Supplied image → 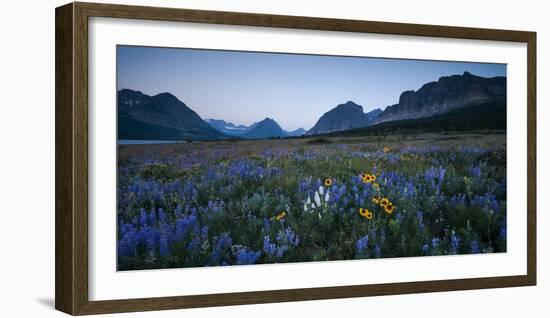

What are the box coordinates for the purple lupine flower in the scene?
[331,192,341,203]
[451,193,466,206]
[159,233,170,256]
[469,165,482,178]
[148,207,157,225]
[500,224,507,238]
[471,192,500,213]
[263,236,277,257]
[276,227,299,247]
[356,235,369,254]
[396,212,404,224]
[174,215,198,242]
[404,181,415,197]
[424,166,446,190]
[439,167,446,182]
[298,180,309,193]
[209,233,232,265]
[450,233,460,255]
[158,207,167,224]
[422,244,429,255]
[187,237,200,252]
[200,225,209,241]
[431,237,440,249]
[235,248,261,265]
[470,240,480,254]
[264,227,299,260]
[118,223,137,257]
[374,244,381,258]
[262,218,270,233]
[214,233,232,249]
[339,184,346,196]
[139,208,148,228]
[416,210,423,222]
[136,226,160,252]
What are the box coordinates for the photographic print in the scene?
[116,45,507,271]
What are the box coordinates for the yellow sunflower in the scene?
[324,178,333,187]
[362,174,376,183]
[380,198,390,207]
[384,203,395,214]
[372,195,381,204]
[359,208,374,220]
[366,210,374,220]
[275,211,287,221]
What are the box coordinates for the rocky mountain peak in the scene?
[306,101,382,135]
[373,72,506,125]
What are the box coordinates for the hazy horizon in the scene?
[117,45,506,131]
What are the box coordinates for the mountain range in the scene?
[117,90,306,141]
[117,72,506,141]
[305,72,505,135]
[205,118,306,138]
[371,71,506,124]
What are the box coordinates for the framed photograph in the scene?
[55,2,537,315]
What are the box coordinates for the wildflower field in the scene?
[117,133,506,270]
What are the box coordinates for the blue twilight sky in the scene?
[117,45,506,131]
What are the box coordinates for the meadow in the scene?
[117,133,506,270]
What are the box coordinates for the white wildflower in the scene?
[314,191,321,206]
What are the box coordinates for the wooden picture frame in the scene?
[55,2,536,315]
